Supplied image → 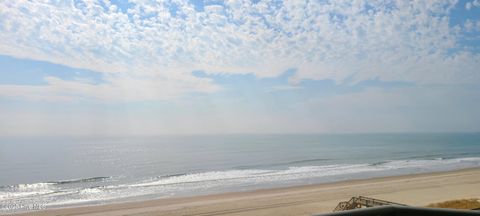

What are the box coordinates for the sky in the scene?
[0,0,480,136]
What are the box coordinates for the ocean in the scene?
[1,133,480,214]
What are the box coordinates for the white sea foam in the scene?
[15,183,54,191]
[79,187,103,194]
[0,183,56,201]
[1,157,480,214]
[45,198,99,207]
[0,190,55,200]
[130,169,272,187]
[128,157,480,188]
[376,157,480,170]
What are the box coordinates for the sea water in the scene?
[1,133,480,213]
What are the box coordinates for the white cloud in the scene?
[0,74,219,102]
[464,19,480,32]
[0,0,479,101]
[466,0,480,10]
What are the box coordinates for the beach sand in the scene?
[14,168,480,216]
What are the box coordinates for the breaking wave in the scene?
[1,157,480,213]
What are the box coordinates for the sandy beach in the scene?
[12,168,480,216]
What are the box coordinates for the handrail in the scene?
[333,196,405,211]
[357,196,406,206]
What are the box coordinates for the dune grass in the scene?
[427,198,480,210]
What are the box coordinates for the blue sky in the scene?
[0,0,480,136]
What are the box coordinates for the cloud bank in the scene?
[0,0,479,101]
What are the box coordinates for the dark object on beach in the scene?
[315,205,480,216]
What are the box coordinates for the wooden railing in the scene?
[333,196,406,212]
